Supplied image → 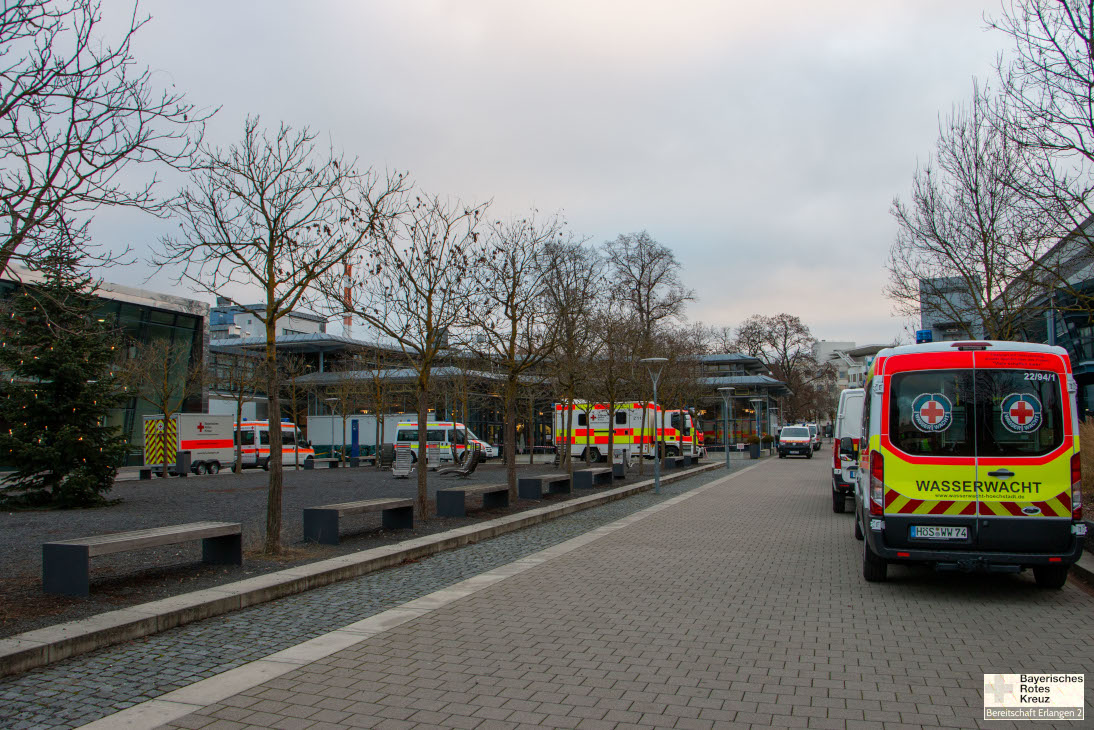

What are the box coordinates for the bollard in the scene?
[176,450,191,477]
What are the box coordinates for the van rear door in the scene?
[971,350,1074,552]
[883,362,980,550]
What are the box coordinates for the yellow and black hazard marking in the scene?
[885,491,1072,517]
[144,417,178,465]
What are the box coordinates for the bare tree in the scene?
[156,117,408,553]
[280,353,312,470]
[735,313,826,422]
[888,84,1053,339]
[603,231,694,346]
[465,210,562,500]
[323,194,487,516]
[324,359,369,465]
[590,300,641,464]
[123,337,203,478]
[543,240,602,474]
[211,349,264,473]
[0,0,209,277]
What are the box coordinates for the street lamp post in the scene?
[717,387,734,470]
[640,358,668,494]
[749,398,764,458]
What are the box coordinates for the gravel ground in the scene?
[0,465,736,730]
[0,458,715,637]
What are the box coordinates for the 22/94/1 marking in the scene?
[910,525,968,540]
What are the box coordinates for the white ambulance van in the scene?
[853,341,1086,587]
[832,388,864,513]
[392,421,496,462]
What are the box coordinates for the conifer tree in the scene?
[0,255,128,507]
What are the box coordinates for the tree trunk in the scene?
[607,403,616,467]
[416,381,429,516]
[264,319,283,555]
[505,375,517,501]
[638,404,647,476]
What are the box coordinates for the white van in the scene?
[392,421,497,462]
[831,388,864,513]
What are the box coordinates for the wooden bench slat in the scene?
[436,483,507,496]
[46,522,241,557]
[310,498,414,515]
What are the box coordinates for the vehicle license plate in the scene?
[910,525,968,540]
[847,468,857,479]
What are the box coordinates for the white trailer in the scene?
[305,414,412,457]
[142,413,235,474]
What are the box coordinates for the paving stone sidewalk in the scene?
[161,455,1094,730]
[0,466,733,730]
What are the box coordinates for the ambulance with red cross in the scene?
[853,341,1086,588]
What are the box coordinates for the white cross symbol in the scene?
[986,675,1015,704]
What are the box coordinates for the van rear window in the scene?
[889,369,1063,457]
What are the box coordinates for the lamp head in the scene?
[639,357,668,380]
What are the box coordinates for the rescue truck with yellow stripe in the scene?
[853,341,1086,588]
[554,401,661,462]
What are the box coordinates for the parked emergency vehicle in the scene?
[144,415,315,473]
[853,341,1086,587]
[236,420,315,470]
[392,421,496,462]
[664,408,704,458]
[554,401,660,462]
[831,388,864,513]
[143,414,234,474]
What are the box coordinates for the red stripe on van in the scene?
[902,499,924,513]
[999,502,1024,516]
[929,501,953,515]
[181,439,233,449]
[960,502,976,515]
[884,489,899,508]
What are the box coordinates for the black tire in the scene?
[832,488,845,513]
[863,539,887,582]
[304,457,314,469]
[261,459,270,471]
[208,461,220,475]
[588,448,602,462]
[806,451,813,459]
[854,513,864,540]
[666,446,679,458]
[193,462,207,475]
[1033,565,1068,589]
[778,452,786,459]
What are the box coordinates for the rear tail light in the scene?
[833,440,840,469]
[1071,452,1083,520]
[869,451,884,516]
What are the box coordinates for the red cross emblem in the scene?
[920,400,945,424]
[197,422,205,432]
[1009,401,1035,425]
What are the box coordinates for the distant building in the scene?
[919,276,983,342]
[210,298,326,340]
[0,267,209,465]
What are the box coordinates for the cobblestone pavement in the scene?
[0,465,735,729]
[154,455,1094,730]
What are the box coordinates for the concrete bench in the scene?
[436,483,509,517]
[574,467,613,489]
[43,521,242,597]
[661,456,686,470]
[304,457,342,470]
[517,473,572,500]
[303,498,414,545]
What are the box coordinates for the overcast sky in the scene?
[94,0,1011,346]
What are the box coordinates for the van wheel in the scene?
[207,462,220,475]
[583,448,601,463]
[1033,565,1068,589]
[854,514,864,540]
[194,462,207,475]
[863,540,887,582]
[831,488,845,513]
[665,446,679,458]
[262,459,270,471]
[806,451,813,459]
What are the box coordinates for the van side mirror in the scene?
[839,437,855,457]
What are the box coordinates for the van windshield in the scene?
[889,369,1063,458]
[781,427,809,438]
